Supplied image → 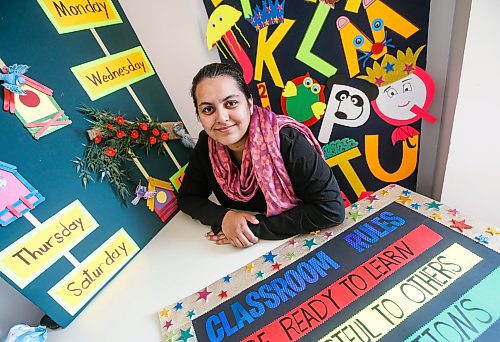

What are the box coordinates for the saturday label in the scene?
[0,200,98,288]
[48,228,139,315]
[71,46,155,100]
[37,0,122,34]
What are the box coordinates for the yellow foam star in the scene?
[310,230,321,235]
[485,227,500,236]
[245,263,255,273]
[431,213,442,220]
[398,195,412,205]
[160,309,170,317]
[381,189,390,196]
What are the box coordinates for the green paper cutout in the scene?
[296,3,338,77]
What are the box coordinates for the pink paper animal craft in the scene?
[0,161,45,226]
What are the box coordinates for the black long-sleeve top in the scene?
[177,127,345,240]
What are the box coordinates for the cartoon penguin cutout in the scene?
[318,74,379,144]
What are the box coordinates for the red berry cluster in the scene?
[94,116,169,157]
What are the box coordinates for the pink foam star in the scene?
[197,287,212,301]
[375,76,385,86]
[324,232,334,239]
[289,239,297,247]
[404,63,415,74]
[448,208,460,216]
[365,194,379,204]
[163,320,173,330]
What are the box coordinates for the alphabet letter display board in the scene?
[159,185,499,341]
[201,0,437,206]
[0,1,190,328]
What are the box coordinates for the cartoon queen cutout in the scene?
[359,46,437,146]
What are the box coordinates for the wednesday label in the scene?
[48,228,139,315]
[37,0,122,34]
[71,46,155,100]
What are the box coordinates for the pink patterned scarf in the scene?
[208,105,323,216]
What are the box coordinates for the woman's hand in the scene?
[205,231,231,245]
[221,210,259,248]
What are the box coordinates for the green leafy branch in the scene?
[72,106,173,203]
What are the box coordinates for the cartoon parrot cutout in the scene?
[281,73,326,127]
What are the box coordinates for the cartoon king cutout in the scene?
[359,46,437,146]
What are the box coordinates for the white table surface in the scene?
[47,212,284,342]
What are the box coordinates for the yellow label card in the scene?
[48,228,139,315]
[0,200,98,288]
[37,0,122,34]
[71,47,155,100]
[318,243,482,342]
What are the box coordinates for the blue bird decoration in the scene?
[0,64,30,95]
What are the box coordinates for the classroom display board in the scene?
[159,185,500,341]
[0,1,190,327]
[201,0,436,205]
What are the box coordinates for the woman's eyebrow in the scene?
[222,94,238,101]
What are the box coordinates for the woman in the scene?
[178,63,345,248]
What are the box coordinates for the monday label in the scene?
[48,228,139,315]
[71,46,155,100]
[37,0,122,34]
[0,200,98,288]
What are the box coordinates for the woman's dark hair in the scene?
[190,63,252,114]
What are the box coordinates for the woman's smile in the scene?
[215,124,237,133]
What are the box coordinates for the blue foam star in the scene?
[402,190,411,196]
[223,275,232,283]
[411,203,422,210]
[384,62,395,72]
[174,302,183,311]
[475,235,489,244]
[263,251,277,263]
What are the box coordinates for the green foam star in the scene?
[303,238,318,251]
[177,327,194,342]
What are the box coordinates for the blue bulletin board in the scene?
[0,0,190,327]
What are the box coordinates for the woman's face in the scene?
[195,75,253,151]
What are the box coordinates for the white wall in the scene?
[119,0,220,138]
[440,0,500,226]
